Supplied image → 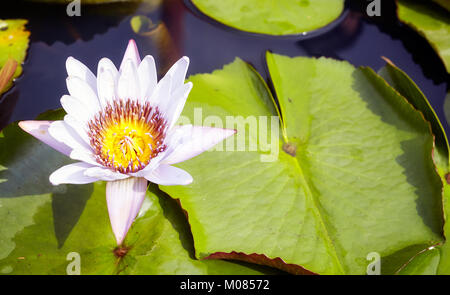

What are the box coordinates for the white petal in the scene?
[143,164,193,186]
[165,56,189,93]
[106,177,148,245]
[120,39,141,72]
[18,121,71,156]
[149,72,172,112]
[66,57,97,93]
[70,149,100,167]
[117,59,140,102]
[166,82,193,129]
[60,95,92,124]
[64,114,89,145]
[138,55,157,103]
[163,125,236,165]
[49,162,98,185]
[97,58,119,106]
[98,57,119,78]
[84,166,129,182]
[48,121,92,154]
[66,76,101,114]
[128,149,169,178]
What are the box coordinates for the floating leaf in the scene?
[397,0,450,73]
[376,59,450,274]
[379,57,449,167]
[190,0,345,36]
[161,54,444,275]
[130,15,158,35]
[0,110,276,275]
[0,19,30,95]
[397,247,441,275]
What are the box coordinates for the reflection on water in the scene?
[0,0,448,137]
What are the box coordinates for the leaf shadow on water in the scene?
[0,89,19,132]
[0,123,93,248]
[352,69,444,237]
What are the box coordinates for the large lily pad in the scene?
[0,110,276,275]
[190,0,345,36]
[379,60,450,274]
[161,54,444,275]
[0,19,30,96]
[397,0,450,73]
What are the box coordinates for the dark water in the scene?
[1,0,449,136]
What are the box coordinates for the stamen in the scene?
[87,99,167,174]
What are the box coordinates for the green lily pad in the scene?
[0,110,277,275]
[397,0,450,73]
[161,54,444,275]
[0,19,30,96]
[130,15,159,35]
[190,0,344,36]
[378,58,449,167]
[376,60,450,274]
[397,246,441,275]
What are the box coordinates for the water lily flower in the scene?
[18,40,235,246]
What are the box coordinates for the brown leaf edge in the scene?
[204,252,316,275]
[173,199,316,275]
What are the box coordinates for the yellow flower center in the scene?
[88,100,167,173]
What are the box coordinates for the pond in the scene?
[3,0,450,276]
[1,0,448,134]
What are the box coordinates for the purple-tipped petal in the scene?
[119,39,141,71]
[143,164,193,186]
[106,177,148,245]
[18,121,72,156]
[163,125,236,165]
